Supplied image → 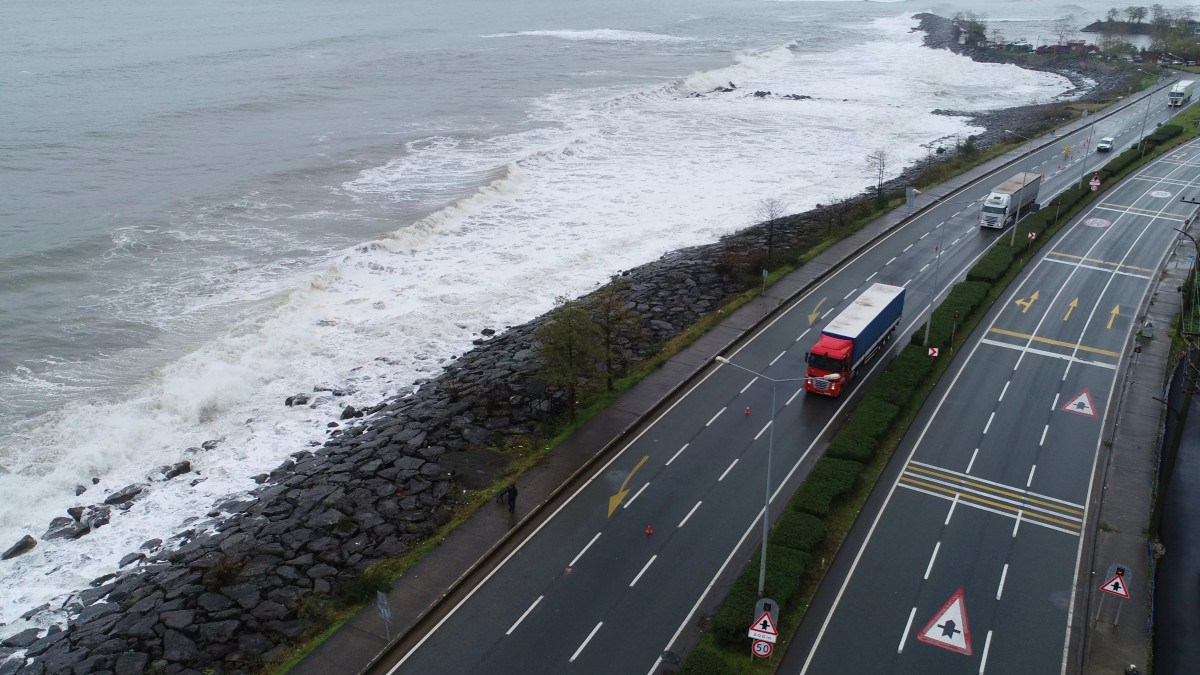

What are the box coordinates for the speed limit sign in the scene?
[753,640,773,658]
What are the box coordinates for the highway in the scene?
[791,118,1199,670]
[371,83,1185,675]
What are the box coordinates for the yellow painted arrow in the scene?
[1063,298,1078,321]
[608,455,650,517]
[1108,305,1120,329]
[807,297,828,325]
[1015,290,1040,313]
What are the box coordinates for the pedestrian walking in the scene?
[503,484,518,513]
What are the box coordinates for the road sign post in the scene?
[752,640,773,658]
[377,591,392,641]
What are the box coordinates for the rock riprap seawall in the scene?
[0,224,781,673]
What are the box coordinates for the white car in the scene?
[1097,137,1115,152]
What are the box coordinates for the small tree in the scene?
[1106,8,1121,23]
[753,197,788,269]
[535,296,603,420]
[1126,6,1147,25]
[589,276,641,391]
[865,149,889,202]
[1052,14,1076,45]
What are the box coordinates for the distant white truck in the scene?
[979,172,1041,229]
[1169,80,1195,107]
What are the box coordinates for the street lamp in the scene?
[1136,69,1160,158]
[1004,129,1041,247]
[714,356,839,598]
[922,196,978,345]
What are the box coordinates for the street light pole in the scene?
[1004,129,1039,247]
[714,356,838,597]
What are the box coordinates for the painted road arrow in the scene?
[807,297,827,325]
[608,455,649,516]
[1063,297,1077,321]
[1014,290,1039,313]
[1108,304,1120,329]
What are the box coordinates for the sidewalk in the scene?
[292,85,1164,675]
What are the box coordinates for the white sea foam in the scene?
[0,13,1076,627]
[482,29,692,42]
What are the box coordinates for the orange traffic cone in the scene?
[745,407,751,416]
[645,525,653,535]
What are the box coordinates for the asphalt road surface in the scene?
[791,129,1200,672]
[374,86,1186,675]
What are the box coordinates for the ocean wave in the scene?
[481,29,691,43]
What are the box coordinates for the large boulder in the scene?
[1,534,36,560]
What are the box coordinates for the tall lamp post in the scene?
[714,356,839,597]
[1136,69,1162,158]
[1004,129,1040,247]
[922,196,979,345]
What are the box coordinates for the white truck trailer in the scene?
[1169,80,1195,107]
[979,172,1041,229]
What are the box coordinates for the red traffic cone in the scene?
[745,407,751,415]
[645,525,653,535]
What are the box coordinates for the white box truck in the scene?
[1169,80,1195,107]
[979,172,1041,229]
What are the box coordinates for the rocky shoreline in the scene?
[0,15,1140,675]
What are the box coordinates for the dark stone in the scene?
[249,601,288,622]
[119,552,146,568]
[161,461,192,480]
[114,652,149,675]
[162,629,199,662]
[1,535,36,560]
[285,394,310,407]
[75,601,121,625]
[104,484,144,506]
[78,582,118,606]
[159,609,195,630]
[1,627,40,648]
[220,585,260,611]
[237,631,270,656]
[196,592,236,613]
[140,538,162,551]
[197,620,240,642]
[24,628,68,657]
[20,603,50,621]
[66,506,85,522]
[306,564,337,579]
[44,517,90,541]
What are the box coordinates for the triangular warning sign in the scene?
[1101,574,1130,598]
[747,611,778,641]
[916,589,973,655]
[1060,388,1098,418]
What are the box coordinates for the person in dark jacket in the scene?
[500,484,518,513]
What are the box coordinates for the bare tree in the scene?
[1052,14,1076,45]
[865,149,889,201]
[1126,6,1147,24]
[753,198,788,269]
[1106,8,1121,23]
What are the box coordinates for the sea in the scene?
[0,0,1169,628]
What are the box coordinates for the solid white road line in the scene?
[996,564,1009,600]
[678,501,702,528]
[630,555,656,587]
[978,630,994,674]
[623,482,649,510]
[706,407,725,426]
[923,541,941,580]
[754,420,772,441]
[718,459,738,482]
[740,377,757,394]
[944,493,959,525]
[506,596,543,635]
[665,443,688,466]
[966,448,979,474]
[569,533,601,568]
[570,622,603,662]
[898,607,917,653]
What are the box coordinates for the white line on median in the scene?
[570,622,603,662]
[920,230,929,239]
[821,308,835,319]
[898,607,917,653]
[978,630,994,674]
[706,407,725,426]
[904,243,914,252]
[983,411,995,435]
[920,263,930,272]
[718,459,738,481]
[623,482,649,509]
[1026,465,1037,487]
[1052,392,1059,410]
[786,388,803,405]
[1040,424,1049,446]
[966,448,979,474]
[886,256,897,265]
[844,289,857,300]
[1012,511,1022,537]
[866,271,878,281]
[630,555,657,587]
[999,380,1010,402]
[506,595,543,635]
[678,501,702,528]
[996,564,1008,600]
[923,541,940,580]
[944,493,959,525]
[740,377,758,394]
[665,443,688,466]
[569,533,601,568]
[770,350,786,366]
[796,328,810,342]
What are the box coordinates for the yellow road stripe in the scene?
[900,477,1082,529]
[988,327,1122,358]
[1046,251,1155,274]
[906,465,1084,515]
[1097,202,1190,218]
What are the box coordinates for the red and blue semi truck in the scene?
[805,283,905,397]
